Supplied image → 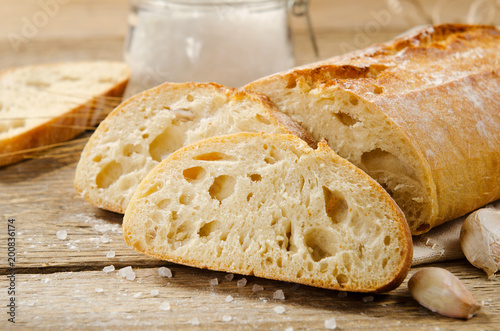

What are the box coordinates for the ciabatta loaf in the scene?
[0,61,129,166]
[75,82,314,214]
[123,133,412,293]
[245,24,500,235]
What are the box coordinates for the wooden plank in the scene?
[1,261,498,329]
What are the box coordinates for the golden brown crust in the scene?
[0,63,129,167]
[245,24,500,234]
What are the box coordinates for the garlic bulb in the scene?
[408,267,481,319]
[460,208,500,279]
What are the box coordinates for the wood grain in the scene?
[1,0,500,329]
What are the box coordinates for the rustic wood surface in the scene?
[1,0,500,329]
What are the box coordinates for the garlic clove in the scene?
[460,208,500,279]
[408,267,481,319]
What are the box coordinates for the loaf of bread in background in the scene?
[245,24,500,235]
[0,61,130,167]
[75,82,315,214]
[123,132,412,293]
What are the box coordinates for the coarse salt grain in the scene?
[119,266,136,281]
[273,306,285,314]
[362,296,374,303]
[285,328,294,331]
[252,284,264,293]
[95,288,104,293]
[103,265,115,273]
[190,317,200,326]
[159,302,171,311]
[273,290,285,300]
[225,295,234,303]
[222,315,232,322]
[158,267,172,278]
[106,250,115,258]
[236,278,247,287]
[225,274,234,281]
[100,235,110,243]
[325,317,337,329]
[151,289,159,296]
[133,292,142,298]
[56,230,67,240]
[210,278,219,286]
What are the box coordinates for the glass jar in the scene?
[124,0,296,97]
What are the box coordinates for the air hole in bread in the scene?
[172,108,195,121]
[361,148,416,180]
[304,228,336,262]
[60,76,79,81]
[193,152,236,161]
[319,261,328,273]
[286,75,297,89]
[373,85,384,94]
[123,144,142,157]
[144,183,163,196]
[198,220,221,238]
[323,186,348,224]
[209,175,236,203]
[264,156,276,164]
[296,270,303,278]
[186,94,194,102]
[335,111,359,126]
[156,199,171,209]
[92,155,102,163]
[142,133,149,139]
[179,194,193,205]
[349,95,359,106]
[183,166,207,183]
[96,161,123,189]
[384,235,391,246]
[174,222,192,242]
[336,274,348,287]
[255,113,271,125]
[416,223,430,233]
[342,253,353,272]
[246,193,253,201]
[276,257,283,268]
[145,227,157,245]
[11,119,25,129]
[149,128,184,162]
[382,257,388,269]
[249,174,262,182]
[26,81,51,88]
[171,211,179,220]
[265,256,273,266]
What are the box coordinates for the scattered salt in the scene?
[273,306,285,314]
[225,295,234,303]
[273,290,285,300]
[95,288,104,293]
[159,301,171,311]
[324,317,337,329]
[151,289,159,296]
[210,278,219,286]
[222,315,232,322]
[100,235,110,243]
[252,284,264,293]
[106,250,115,258]
[158,267,172,278]
[362,296,374,303]
[338,292,347,298]
[103,265,115,273]
[190,317,200,326]
[133,292,142,298]
[56,230,67,240]
[119,266,136,281]
[225,273,234,281]
[236,278,247,287]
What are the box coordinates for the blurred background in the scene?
[1,0,500,73]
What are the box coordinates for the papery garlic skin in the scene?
[408,267,481,319]
[460,208,500,279]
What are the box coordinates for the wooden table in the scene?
[1,1,499,329]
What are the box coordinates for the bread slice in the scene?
[0,61,130,167]
[244,24,500,235]
[123,132,412,293]
[74,82,315,214]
